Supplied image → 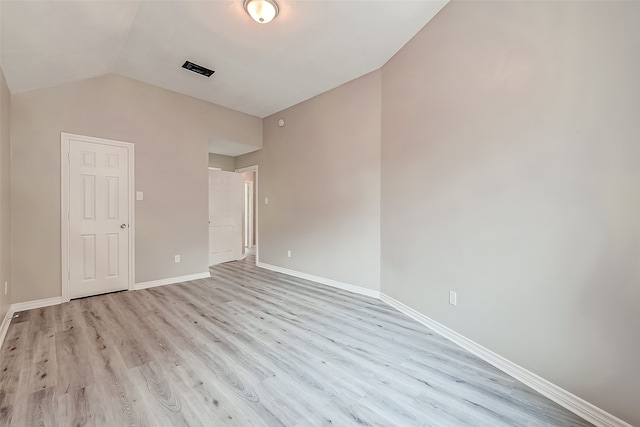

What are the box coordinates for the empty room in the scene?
[0,0,638,426]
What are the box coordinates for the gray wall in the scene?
[208,153,236,171]
[381,1,639,424]
[4,1,637,423]
[237,70,381,292]
[0,68,11,320]
[10,73,262,303]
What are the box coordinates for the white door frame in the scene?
[61,133,135,302]
[235,165,258,263]
[244,180,254,249]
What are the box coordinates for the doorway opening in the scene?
[244,180,254,250]
[235,165,258,264]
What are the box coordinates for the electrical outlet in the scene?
[287,250,291,258]
[4,281,7,295]
[175,255,181,263]
[449,291,457,306]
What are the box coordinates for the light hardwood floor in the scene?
[0,256,592,426]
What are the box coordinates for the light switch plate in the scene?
[136,191,144,201]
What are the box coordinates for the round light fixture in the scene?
[243,0,279,24]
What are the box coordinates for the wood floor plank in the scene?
[78,313,145,426]
[58,299,91,333]
[27,306,58,336]
[296,397,407,427]
[56,386,95,427]
[11,387,57,427]
[0,322,29,426]
[134,295,263,406]
[0,255,594,426]
[254,375,333,426]
[168,339,275,426]
[55,327,94,394]
[86,297,152,369]
[15,331,57,395]
[152,285,277,383]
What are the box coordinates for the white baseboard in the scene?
[256,262,380,299]
[133,272,211,291]
[0,296,63,350]
[379,293,631,427]
[0,309,13,351]
[0,273,210,348]
[11,296,63,312]
[0,268,628,426]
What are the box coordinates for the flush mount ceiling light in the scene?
[243,0,279,24]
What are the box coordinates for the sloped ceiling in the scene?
[0,0,447,154]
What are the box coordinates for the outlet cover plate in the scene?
[449,291,457,306]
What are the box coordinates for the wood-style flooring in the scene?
[0,256,592,426]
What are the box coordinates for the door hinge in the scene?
[67,152,70,161]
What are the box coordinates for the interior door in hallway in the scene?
[66,135,132,299]
[209,169,243,265]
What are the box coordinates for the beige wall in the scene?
[10,73,262,303]
[0,68,11,320]
[208,153,236,171]
[236,70,381,291]
[381,1,640,424]
[4,1,637,423]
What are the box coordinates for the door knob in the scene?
[120,224,127,229]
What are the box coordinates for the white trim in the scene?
[379,293,631,427]
[133,272,211,291]
[0,309,13,350]
[1,296,65,348]
[235,165,259,264]
[243,180,254,249]
[61,133,135,303]
[0,263,628,427]
[234,165,257,173]
[12,296,63,312]
[1,272,209,349]
[256,262,380,299]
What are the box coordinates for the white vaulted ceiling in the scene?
[1,0,447,120]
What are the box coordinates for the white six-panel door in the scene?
[64,134,132,299]
[209,169,243,266]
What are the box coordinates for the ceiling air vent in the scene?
[182,61,215,77]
